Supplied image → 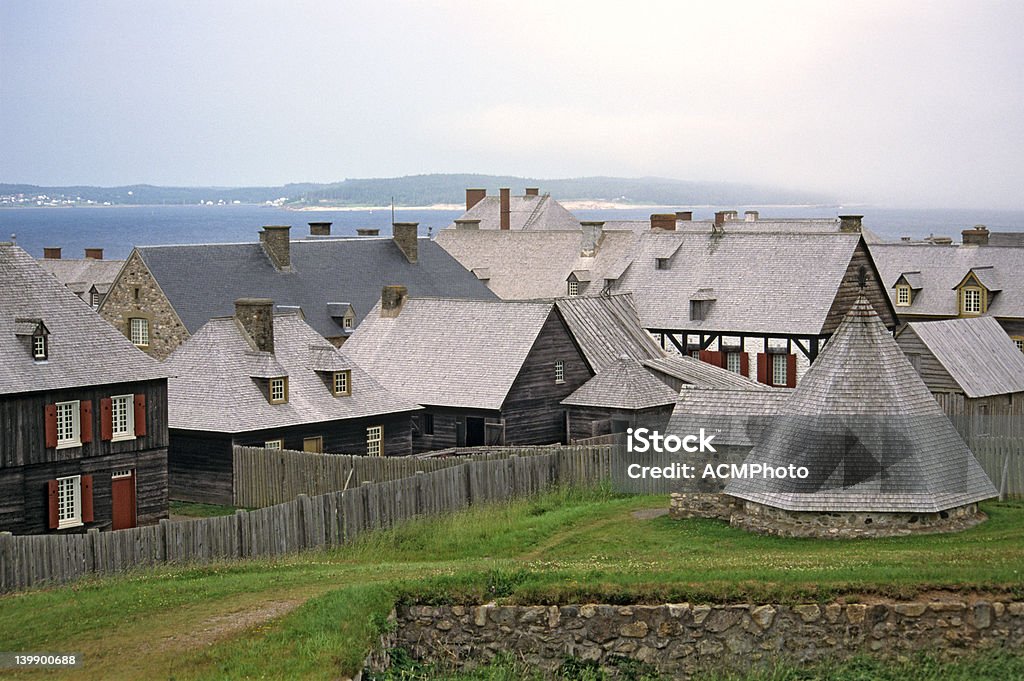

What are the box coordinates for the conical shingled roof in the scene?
[725,294,996,513]
[561,356,678,411]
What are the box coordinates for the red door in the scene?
[112,470,137,530]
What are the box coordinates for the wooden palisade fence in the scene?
[1,445,615,593]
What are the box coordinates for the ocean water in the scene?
[1,204,1023,260]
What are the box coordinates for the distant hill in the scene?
[1,175,836,208]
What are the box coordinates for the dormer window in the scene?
[954,269,997,317]
[343,315,354,331]
[33,334,48,360]
[332,370,351,396]
[960,287,983,315]
[567,280,579,296]
[895,284,911,306]
[656,258,670,270]
[1013,337,1024,354]
[269,377,288,404]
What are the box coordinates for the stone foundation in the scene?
[371,599,1024,677]
[669,493,987,538]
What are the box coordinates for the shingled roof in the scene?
[454,193,582,231]
[666,387,792,447]
[133,234,496,339]
[164,312,419,433]
[554,294,664,372]
[562,356,678,410]
[898,316,1024,398]
[725,295,997,513]
[644,355,771,391]
[37,257,123,303]
[0,243,166,395]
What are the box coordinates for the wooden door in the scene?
[465,417,485,447]
[303,436,323,453]
[111,469,137,530]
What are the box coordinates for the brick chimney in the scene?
[839,215,863,233]
[234,298,275,353]
[393,223,418,263]
[675,211,693,221]
[525,187,540,196]
[744,211,759,222]
[259,225,291,270]
[962,224,990,246]
[580,221,604,256]
[714,211,728,229]
[43,247,61,259]
[356,228,380,236]
[84,248,103,260]
[308,221,332,236]
[499,188,511,230]
[466,188,486,212]
[381,285,408,318]
[650,214,676,231]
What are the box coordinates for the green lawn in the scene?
[1,486,1022,680]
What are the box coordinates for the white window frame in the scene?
[367,425,383,457]
[57,475,82,529]
[726,352,742,374]
[1013,337,1024,354]
[264,439,283,450]
[90,291,101,309]
[333,370,351,397]
[554,359,565,384]
[55,400,81,449]
[343,315,354,331]
[130,318,149,347]
[110,394,135,441]
[772,354,788,386]
[33,334,47,360]
[269,377,287,404]
[961,287,982,315]
[567,280,579,296]
[895,285,911,306]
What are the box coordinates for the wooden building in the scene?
[163,299,421,505]
[1,243,169,535]
[896,316,1024,436]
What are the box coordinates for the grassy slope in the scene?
[1,488,1022,680]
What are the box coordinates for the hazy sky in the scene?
[2,1,1022,208]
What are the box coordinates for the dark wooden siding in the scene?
[502,308,593,445]
[409,407,502,454]
[232,412,416,457]
[168,430,233,505]
[895,326,960,393]
[822,240,897,334]
[566,405,673,442]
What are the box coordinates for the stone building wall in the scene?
[98,251,190,360]
[374,599,1023,677]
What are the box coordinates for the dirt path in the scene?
[152,598,306,652]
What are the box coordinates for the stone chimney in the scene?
[580,221,604,257]
[454,219,481,230]
[650,214,676,231]
[839,215,863,233]
[43,247,61,259]
[234,298,275,353]
[308,221,332,236]
[714,211,728,229]
[393,223,418,263]
[381,285,408,318]
[744,211,759,222]
[675,211,693,221]
[84,248,103,260]
[466,188,486,212]
[962,224,990,246]
[525,187,540,196]
[499,188,511,230]
[356,228,380,236]
[259,225,291,270]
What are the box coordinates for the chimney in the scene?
[744,210,759,222]
[714,211,728,229]
[838,215,863,233]
[454,219,481,230]
[84,248,103,260]
[675,211,693,221]
[381,285,408,318]
[650,214,676,231]
[466,188,486,212]
[725,210,739,221]
[962,224,990,246]
[259,225,291,269]
[356,228,380,236]
[525,187,540,196]
[308,221,332,236]
[900,236,912,242]
[43,247,61,259]
[580,221,604,256]
[234,298,275,353]
[393,223,418,263]
[499,188,511,230]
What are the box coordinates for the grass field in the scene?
[1,486,1022,680]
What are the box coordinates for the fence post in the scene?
[159,518,171,563]
[88,527,101,576]
[0,531,11,593]
[1000,453,1010,502]
[295,494,309,550]
[236,509,248,558]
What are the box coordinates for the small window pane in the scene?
[554,360,565,384]
[55,401,80,447]
[57,475,81,527]
[367,426,383,456]
[111,395,134,438]
[772,354,788,386]
[726,352,742,373]
[264,439,283,450]
[33,335,47,359]
[270,378,287,403]
[130,318,149,346]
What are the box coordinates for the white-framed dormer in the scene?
[14,318,50,361]
[891,271,922,307]
[953,269,999,317]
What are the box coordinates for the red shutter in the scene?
[786,354,797,388]
[739,353,750,377]
[756,353,768,385]
[698,350,725,367]
[134,393,147,437]
[80,401,93,444]
[100,398,113,441]
[47,480,59,529]
[45,404,58,448]
[698,350,713,365]
[81,475,94,523]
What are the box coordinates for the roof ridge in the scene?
[521,194,550,231]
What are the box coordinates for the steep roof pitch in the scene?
[644,355,772,391]
[134,236,497,338]
[0,243,167,395]
[872,243,1024,318]
[554,294,664,372]
[454,194,582,231]
[666,387,792,447]
[900,316,1024,398]
[562,356,677,410]
[725,295,997,513]
[37,258,124,300]
[164,313,419,433]
[342,298,556,410]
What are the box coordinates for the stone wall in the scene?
[668,492,740,520]
[375,599,1024,677]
